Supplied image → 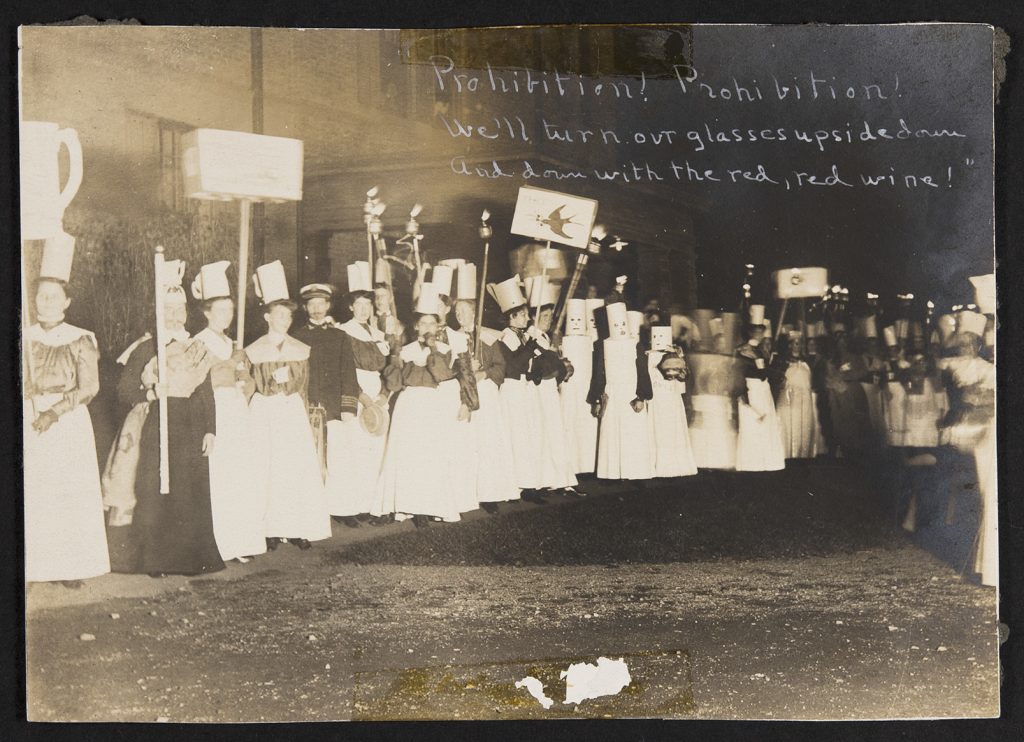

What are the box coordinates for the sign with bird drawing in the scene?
[509,185,599,250]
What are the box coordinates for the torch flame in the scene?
[367,186,379,198]
[591,224,607,241]
[410,203,423,218]
[481,209,491,221]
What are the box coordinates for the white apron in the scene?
[501,375,545,490]
[777,361,820,459]
[735,377,786,472]
[560,334,598,474]
[531,377,579,489]
[596,340,655,480]
[690,394,737,470]
[647,351,697,477]
[24,394,110,582]
[249,392,332,541]
[195,329,267,561]
[470,377,521,503]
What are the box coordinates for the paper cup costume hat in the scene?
[487,275,528,314]
[430,264,455,298]
[627,310,644,340]
[253,260,292,306]
[606,302,630,340]
[958,310,987,338]
[936,314,958,343]
[749,304,766,326]
[414,282,443,316]
[565,299,588,336]
[347,261,373,294]
[526,276,559,308]
[969,274,995,315]
[191,260,232,301]
[456,262,477,301]
[39,231,76,283]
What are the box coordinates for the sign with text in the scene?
[509,185,599,249]
[182,128,304,202]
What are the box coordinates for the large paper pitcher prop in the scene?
[20,121,84,241]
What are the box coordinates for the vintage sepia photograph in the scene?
[19,22,1000,722]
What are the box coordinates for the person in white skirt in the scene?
[326,261,392,525]
[24,234,110,587]
[524,277,581,498]
[771,330,820,459]
[734,305,785,472]
[560,299,598,476]
[646,325,698,477]
[490,276,548,504]
[245,261,331,550]
[588,302,655,480]
[880,325,909,447]
[375,283,477,527]
[451,261,521,514]
[192,261,267,563]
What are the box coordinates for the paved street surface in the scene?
[25,460,1000,721]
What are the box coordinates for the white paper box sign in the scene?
[253,260,290,304]
[882,326,898,347]
[456,262,477,300]
[415,282,442,316]
[565,299,588,336]
[39,231,75,283]
[958,310,987,337]
[749,304,766,325]
[509,185,599,250]
[347,261,373,293]
[856,315,878,338]
[606,302,629,340]
[183,128,303,202]
[431,264,455,297]
[651,325,673,351]
[970,274,996,315]
[526,277,560,308]
[937,314,958,342]
[488,275,527,314]
[627,310,644,340]
[20,122,84,241]
[191,260,231,301]
[772,267,829,299]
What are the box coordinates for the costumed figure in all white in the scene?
[24,233,110,585]
[646,325,698,477]
[192,261,267,562]
[245,262,331,549]
[771,330,820,459]
[588,303,656,480]
[559,299,599,475]
[734,305,785,471]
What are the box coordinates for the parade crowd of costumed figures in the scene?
[23,205,997,592]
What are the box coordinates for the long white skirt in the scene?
[883,381,907,446]
[973,423,997,586]
[532,378,579,489]
[375,382,463,521]
[690,395,737,470]
[326,372,388,516]
[471,379,521,503]
[735,379,786,472]
[777,386,819,459]
[597,384,655,480]
[560,344,598,474]
[649,385,698,478]
[208,387,267,560]
[501,376,544,490]
[902,379,946,448]
[24,398,110,582]
[249,393,331,541]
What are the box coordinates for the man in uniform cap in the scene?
[292,281,361,527]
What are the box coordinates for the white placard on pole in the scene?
[510,186,598,250]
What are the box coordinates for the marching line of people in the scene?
[23,235,996,589]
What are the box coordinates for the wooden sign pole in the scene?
[153,245,170,494]
[534,240,552,326]
[236,199,252,350]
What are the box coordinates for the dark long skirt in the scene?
[123,397,225,576]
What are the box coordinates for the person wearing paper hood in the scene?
[300,264,388,528]
[560,298,600,476]
[733,305,785,471]
[115,256,224,577]
[645,325,698,477]
[24,232,111,586]
[588,301,656,480]
[245,261,331,551]
[191,261,266,564]
[451,262,521,513]
[770,330,821,460]
[374,282,479,527]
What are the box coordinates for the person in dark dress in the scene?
[117,264,224,577]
